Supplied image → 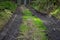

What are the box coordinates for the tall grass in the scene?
[0,1,17,30]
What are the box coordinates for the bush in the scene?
[0,1,17,30]
[0,1,17,11]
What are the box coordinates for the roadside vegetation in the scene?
[31,0,60,19]
[0,1,17,30]
[50,7,60,19]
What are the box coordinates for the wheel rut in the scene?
[28,7,60,40]
[0,6,22,40]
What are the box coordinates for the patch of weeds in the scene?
[19,16,48,40]
[0,9,12,30]
[50,7,60,19]
[0,1,17,11]
[22,9,32,16]
[18,7,48,40]
[0,1,17,30]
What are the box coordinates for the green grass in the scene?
[32,4,60,20]
[0,1,17,30]
[18,8,48,40]
[20,16,47,31]
[31,1,60,20]
[0,9,12,30]
[22,9,32,16]
[0,1,17,11]
[50,7,60,19]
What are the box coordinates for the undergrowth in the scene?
[0,1,17,30]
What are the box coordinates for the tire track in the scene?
[28,7,60,40]
[0,6,22,40]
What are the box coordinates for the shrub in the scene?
[0,1,17,11]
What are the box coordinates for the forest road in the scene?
[0,6,22,40]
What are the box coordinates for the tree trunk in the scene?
[24,0,26,5]
[17,0,21,6]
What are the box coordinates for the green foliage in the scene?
[20,16,47,40]
[0,9,12,19]
[0,0,10,2]
[22,9,32,16]
[0,1,17,11]
[18,8,48,40]
[31,0,60,19]
[31,0,60,13]
[0,1,17,30]
[0,1,17,18]
[31,0,49,10]
[0,9,12,30]
[51,7,60,19]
